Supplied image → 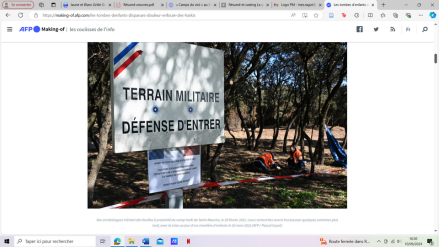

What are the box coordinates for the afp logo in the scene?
[19,26,40,33]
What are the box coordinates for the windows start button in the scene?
[2,1,35,9]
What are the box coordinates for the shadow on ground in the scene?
[88,137,347,209]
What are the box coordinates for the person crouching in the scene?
[253,152,280,173]
[288,145,306,170]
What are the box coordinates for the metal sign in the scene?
[148,146,201,193]
[110,42,224,153]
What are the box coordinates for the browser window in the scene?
[0,0,438,246]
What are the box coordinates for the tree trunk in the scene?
[249,108,256,149]
[270,105,281,149]
[271,125,279,148]
[283,112,299,151]
[89,127,100,153]
[207,145,211,160]
[254,70,265,150]
[87,100,111,208]
[299,114,305,153]
[298,109,305,154]
[283,119,293,153]
[211,144,224,184]
[234,97,252,150]
[225,118,237,146]
[201,145,206,180]
[223,101,237,146]
[300,133,305,155]
[292,124,299,146]
[302,131,315,173]
[316,117,327,165]
[294,112,304,146]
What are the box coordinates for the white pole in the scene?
[165,189,183,209]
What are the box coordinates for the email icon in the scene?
[157,238,164,245]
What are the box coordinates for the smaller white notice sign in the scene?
[148,146,201,193]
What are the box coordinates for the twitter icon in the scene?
[157,239,164,245]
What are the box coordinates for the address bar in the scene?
[29,10,323,20]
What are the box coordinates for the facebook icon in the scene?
[171,238,178,245]
[356,26,363,32]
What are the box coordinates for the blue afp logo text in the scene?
[19,26,40,33]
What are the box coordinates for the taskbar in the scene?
[0,235,438,247]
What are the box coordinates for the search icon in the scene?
[17,239,22,244]
[422,26,428,32]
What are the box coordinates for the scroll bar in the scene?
[434,21,438,235]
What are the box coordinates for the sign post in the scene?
[165,189,183,209]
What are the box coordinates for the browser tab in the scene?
[2,1,34,9]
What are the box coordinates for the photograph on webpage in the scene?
[87,42,347,209]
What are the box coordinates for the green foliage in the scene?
[224,197,236,204]
[295,190,317,200]
[288,200,307,208]
[338,191,347,199]
[231,176,244,180]
[277,188,293,200]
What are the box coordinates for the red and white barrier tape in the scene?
[101,169,346,209]
[101,192,167,209]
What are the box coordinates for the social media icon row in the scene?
[356,25,429,33]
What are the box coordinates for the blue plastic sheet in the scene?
[325,125,347,168]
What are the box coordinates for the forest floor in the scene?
[88,126,347,209]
